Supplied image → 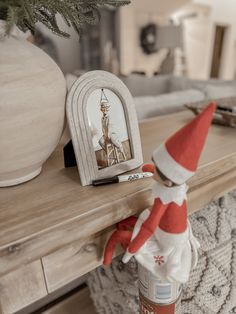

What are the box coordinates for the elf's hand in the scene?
[142,163,155,173]
[122,251,134,263]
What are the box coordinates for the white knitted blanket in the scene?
[86,190,236,314]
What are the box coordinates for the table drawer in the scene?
[42,227,120,293]
[0,260,47,314]
[41,286,95,314]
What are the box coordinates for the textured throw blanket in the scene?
[86,190,236,314]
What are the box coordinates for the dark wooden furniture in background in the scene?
[210,25,228,78]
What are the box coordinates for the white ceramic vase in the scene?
[0,22,67,186]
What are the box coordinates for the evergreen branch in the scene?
[5,6,17,34]
[2,0,131,37]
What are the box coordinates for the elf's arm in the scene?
[123,198,168,263]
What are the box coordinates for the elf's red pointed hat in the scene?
[152,102,216,184]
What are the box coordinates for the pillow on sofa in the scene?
[169,76,191,92]
[205,84,236,99]
[121,74,170,97]
[169,76,210,91]
[169,76,236,93]
[134,89,205,121]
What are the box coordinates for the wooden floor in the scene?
[42,287,97,314]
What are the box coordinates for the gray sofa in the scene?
[121,75,236,121]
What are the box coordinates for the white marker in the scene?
[92,172,153,186]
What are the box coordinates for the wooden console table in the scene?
[0,111,236,314]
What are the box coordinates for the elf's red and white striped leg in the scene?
[103,230,132,266]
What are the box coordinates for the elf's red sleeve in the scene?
[127,198,168,254]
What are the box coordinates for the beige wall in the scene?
[193,0,236,79]
[172,4,211,79]
[118,0,236,80]
[117,0,189,76]
[38,16,80,74]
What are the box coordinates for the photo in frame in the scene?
[66,70,143,186]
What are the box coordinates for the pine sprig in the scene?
[1,0,131,37]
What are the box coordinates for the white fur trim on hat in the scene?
[152,144,194,185]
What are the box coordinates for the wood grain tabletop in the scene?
[0,110,236,276]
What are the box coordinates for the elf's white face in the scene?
[153,166,174,187]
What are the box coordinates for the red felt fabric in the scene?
[128,198,187,254]
[142,163,155,173]
[166,102,216,171]
[159,200,187,233]
[103,230,132,265]
[103,197,188,264]
[128,198,168,254]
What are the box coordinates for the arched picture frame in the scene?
[66,71,143,186]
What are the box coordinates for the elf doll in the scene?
[103,102,216,284]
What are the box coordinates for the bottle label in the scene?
[138,263,182,305]
[139,292,181,314]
